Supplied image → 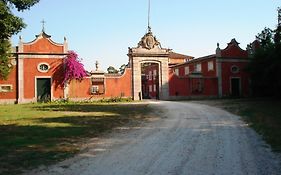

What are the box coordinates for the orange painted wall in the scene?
[0,65,17,100]
[68,68,132,99]
[105,68,132,97]
[23,58,64,99]
[23,39,64,53]
[68,78,91,98]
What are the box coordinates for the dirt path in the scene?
[26,101,281,175]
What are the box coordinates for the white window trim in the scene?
[153,70,157,80]
[91,85,99,94]
[208,61,214,71]
[174,68,179,76]
[37,62,50,73]
[0,84,13,92]
[185,66,189,75]
[196,63,202,72]
[149,71,152,80]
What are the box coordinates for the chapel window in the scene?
[231,65,239,73]
[38,63,50,73]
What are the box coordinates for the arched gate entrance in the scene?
[128,29,170,100]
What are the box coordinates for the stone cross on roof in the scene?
[41,19,46,32]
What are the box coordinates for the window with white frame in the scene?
[153,69,157,80]
[153,84,156,92]
[231,65,239,73]
[185,66,189,75]
[149,85,152,92]
[174,68,179,76]
[0,84,13,92]
[208,61,214,71]
[91,86,99,94]
[195,63,202,72]
[149,71,152,80]
[37,63,50,73]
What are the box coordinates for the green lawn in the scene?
[0,102,154,175]
[198,98,281,152]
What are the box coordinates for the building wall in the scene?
[0,65,17,103]
[23,58,64,100]
[23,38,64,53]
[169,57,218,98]
[68,68,132,100]
[68,78,91,99]
[220,61,250,97]
[104,68,132,97]
[169,69,190,96]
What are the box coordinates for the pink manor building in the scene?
[0,27,256,103]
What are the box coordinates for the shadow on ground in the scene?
[0,103,152,175]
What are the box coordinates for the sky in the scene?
[11,0,280,71]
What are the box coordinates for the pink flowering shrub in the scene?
[64,51,87,83]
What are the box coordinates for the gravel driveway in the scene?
[26,101,281,175]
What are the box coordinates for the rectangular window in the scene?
[149,85,152,92]
[195,63,201,72]
[185,66,189,75]
[0,85,13,92]
[153,69,157,80]
[208,61,214,71]
[153,84,156,92]
[91,85,99,94]
[149,71,152,80]
[174,68,179,76]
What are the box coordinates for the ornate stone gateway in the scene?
[128,28,170,100]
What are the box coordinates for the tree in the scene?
[247,26,281,98]
[119,64,126,74]
[0,0,40,79]
[63,51,87,83]
[107,66,118,74]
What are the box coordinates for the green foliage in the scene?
[0,0,39,79]
[215,99,281,152]
[247,26,281,98]
[2,0,40,11]
[0,39,12,80]
[119,64,126,74]
[107,65,118,74]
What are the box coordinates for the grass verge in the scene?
[0,102,154,175]
[197,98,281,152]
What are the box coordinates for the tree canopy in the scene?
[247,25,281,98]
[107,66,118,74]
[0,0,40,79]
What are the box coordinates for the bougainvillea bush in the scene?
[64,51,87,83]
